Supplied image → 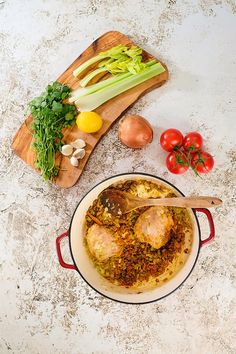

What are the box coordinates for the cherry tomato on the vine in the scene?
[166,151,189,174]
[191,151,214,173]
[183,132,203,153]
[160,128,183,152]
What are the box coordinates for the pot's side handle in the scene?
[56,231,76,270]
[194,208,215,248]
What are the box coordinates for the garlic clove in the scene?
[70,156,79,167]
[73,148,86,159]
[70,139,86,149]
[61,144,73,156]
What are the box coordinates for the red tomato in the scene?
[166,151,189,174]
[191,151,214,173]
[183,132,203,153]
[160,129,183,152]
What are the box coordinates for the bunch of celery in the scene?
[71,45,165,112]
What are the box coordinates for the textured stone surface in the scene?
[0,1,236,353]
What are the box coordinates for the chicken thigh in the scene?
[134,206,174,249]
[86,224,122,261]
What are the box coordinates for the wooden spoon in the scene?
[100,189,222,216]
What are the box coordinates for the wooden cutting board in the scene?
[12,31,168,188]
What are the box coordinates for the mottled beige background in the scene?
[0,1,236,353]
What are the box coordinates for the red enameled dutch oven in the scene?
[56,173,215,304]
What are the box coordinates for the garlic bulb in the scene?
[73,148,85,159]
[70,156,79,167]
[61,144,73,156]
[70,139,86,149]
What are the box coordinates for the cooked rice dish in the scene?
[84,179,193,289]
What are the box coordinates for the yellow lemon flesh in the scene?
[76,112,103,133]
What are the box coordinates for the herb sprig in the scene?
[29,82,77,181]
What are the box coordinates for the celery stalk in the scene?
[79,67,108,87]
[73,55,106,77]
[69,60,157,103]
[69,72,133,103]
[75,62,165,112]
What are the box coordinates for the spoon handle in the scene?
[138,196,222,209]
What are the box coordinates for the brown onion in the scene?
[118,115,153,148]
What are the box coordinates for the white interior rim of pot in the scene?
[69,173,201,304]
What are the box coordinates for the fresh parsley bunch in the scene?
[29,82,77,181]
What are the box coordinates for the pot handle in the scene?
[194,208,215,247]
[56,231,76,270]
